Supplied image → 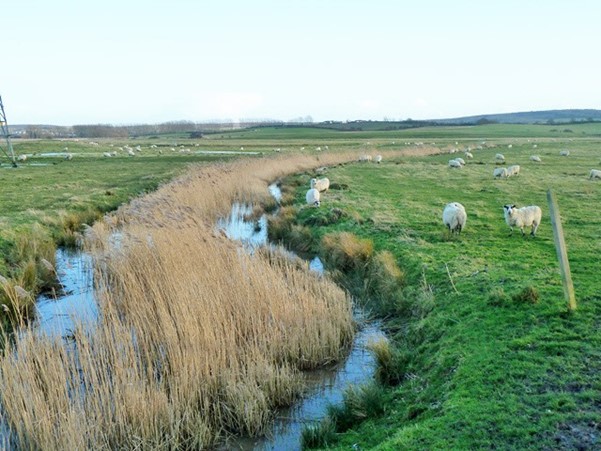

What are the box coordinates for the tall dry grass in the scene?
[0,148,440,449]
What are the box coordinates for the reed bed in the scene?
[0,148,439,449]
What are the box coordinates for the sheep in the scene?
[506,165,520,177]
[64,153,73,160]
[448,159,462,168]
[375,154,382,164]
[503,204,542,237]
[442,202,467,235]
[306,188,320,207]
[359,154,372,162]
[495,153,505,163]
[507,144,513,148]
[455,157,466,166]
[17,154,27,162]
[493,167,508,178]
[310,177,330,193]
[127,149,136,156]
[559,149,570,156]
[589,169,601,180]
[464,151,474,159]
[530,155,542,163]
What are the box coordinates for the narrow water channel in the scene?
[22,182,383,450]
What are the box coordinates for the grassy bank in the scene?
[274,140,601,449]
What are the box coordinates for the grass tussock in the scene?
[512,285,540,304]
[321,232,374,273]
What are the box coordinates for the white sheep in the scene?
[127,149,136,156]
[503,204,542,237]
[449,159,462,168]
[310,177,330,193]
[464,151,474,159]
[507,144,513,148]
[493,167,508,178]
[103,152,112,157]
[455,157,466,166]
[589,169,601,180]
[359,154,372,162]
[375,154,382,164]
[530,155,542,163]
[64,153,73,160]
[306,188,320,207]
[442,202,467,235]
[495,153,505,163]
[17,154,27,162]
[559,149,570,156]
[506,165,520,177]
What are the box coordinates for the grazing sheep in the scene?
[464,151,474,159]
[530,155,542,163]
[103,152,112,157]
[64,153,73,160]
[127,149,136,156]
[375,154,382,163]
[495,153,505,163]
[359,154,372,162]
[455,157,466,166]
[506,165,520,177]
[442,202,467,235]
[507,144,513,148]
[310,177,330,193]
[449,159,462,168]
[306,188,320,207]
[503,204,542,237]
[560,149,570,156]
[17,154,27,162]
[589,169,601,180]
[493,167,508,178]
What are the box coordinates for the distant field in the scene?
[207,122,601,140]
[283,139,601,449]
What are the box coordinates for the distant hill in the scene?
[434,109,601,125]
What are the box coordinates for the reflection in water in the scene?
[35,248,97,338]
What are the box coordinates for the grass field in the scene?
[276,139,601,449]
[0,126,599,448]
[211,122,601,140]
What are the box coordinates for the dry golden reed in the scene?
[0,148,439,449]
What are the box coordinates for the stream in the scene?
[24,182,383,450]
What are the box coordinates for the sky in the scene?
[2,0,600,125]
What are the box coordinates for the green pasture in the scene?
[288,140,601,449]
[213,122,601,140]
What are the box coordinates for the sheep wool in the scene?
[506,165,520,177]
[306,188,320,207]
[503,204,542,236]
[589,169,601,180]
[310,177,330,192]
[530,155,542,163]
[449,159,462,168]
[493,167,508,178]
[442,202,467,234]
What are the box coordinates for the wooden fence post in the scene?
[546,189,577,311]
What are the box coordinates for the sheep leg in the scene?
[531,222,539,237]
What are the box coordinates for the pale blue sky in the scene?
[2,0,600,125]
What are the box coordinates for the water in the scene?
[195,150,261,155]
[34,248,98,338]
